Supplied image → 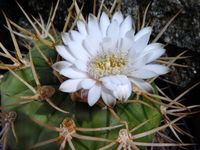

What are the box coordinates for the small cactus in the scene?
[0,0,199,150]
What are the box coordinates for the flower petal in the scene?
[128,51,149,69]
[77,20,87,35]
[129,48,164,69]
[145,48,165,63]
[130,69,158,79]
[142,64,169,75]
[68,41,89,62]
[142,43,164,53]
[88,84,101,106]
[120,15,132,38]
[120,37,133,52]
[112,11,123,25]
[52,61,71,72]
[81,78,96,89]
[61,32,72,45]
[87,14,102,41]
[70,30,84,43]
[132,27,152,52]
[60,68,87,78]
[134,27,152,41]
[83,36,99,56]
[100,76,117,91]
[100,12,110,37]
[73,60,88,72]
[55,45,75,63]
[59,79,82,92]
[101,75,132,101]
[101,88,116,107]
[130,78,152,92]
[112,76,132,101]
[125,29,135,40]
[101,37,113,51]
[107,20,120,46]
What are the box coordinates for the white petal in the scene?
[68,41,89,62]
[132,27,152,52]
[125,29,135,40]
[142,64,169,75]
[100,76,118,91]
[52,61,71,72]
[55,45,75,63]
[101,88,116,106]
[142,43,164,53]
[70,30,84,43]
[128,50,149,69]
[59,79,82,92]
[100,12,110,37]
[112,76,132,101]
[101,75,132,101]
[73,60,88,72]
[60,68,87,79]
[145,48,165,63]
[130,78,152,92]
[108,75,122,85]
[88,84,101,106]
[120,37,133,52]
[107,20,120,46]
[139,43,165,63]
[101,37,113,51]
[120,15,132,38]
[61,32,72,45]
[130,69,158,79]
[77,20,87,35]
[134,27,152,41]
[83,36,99,56]
[81,78,96,89]
[87,14,102,40]
[128,47,137,60]
[129,48,164,69]
[112,11,123,25]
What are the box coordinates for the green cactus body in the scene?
[0,39,162,149]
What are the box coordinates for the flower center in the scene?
[88,52,128,79]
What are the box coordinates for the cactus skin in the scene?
[0,39,162,150]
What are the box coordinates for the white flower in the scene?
[53,11,169,106]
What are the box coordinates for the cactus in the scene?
[0,0,199,150]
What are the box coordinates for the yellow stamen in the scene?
[88,52,128,79]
